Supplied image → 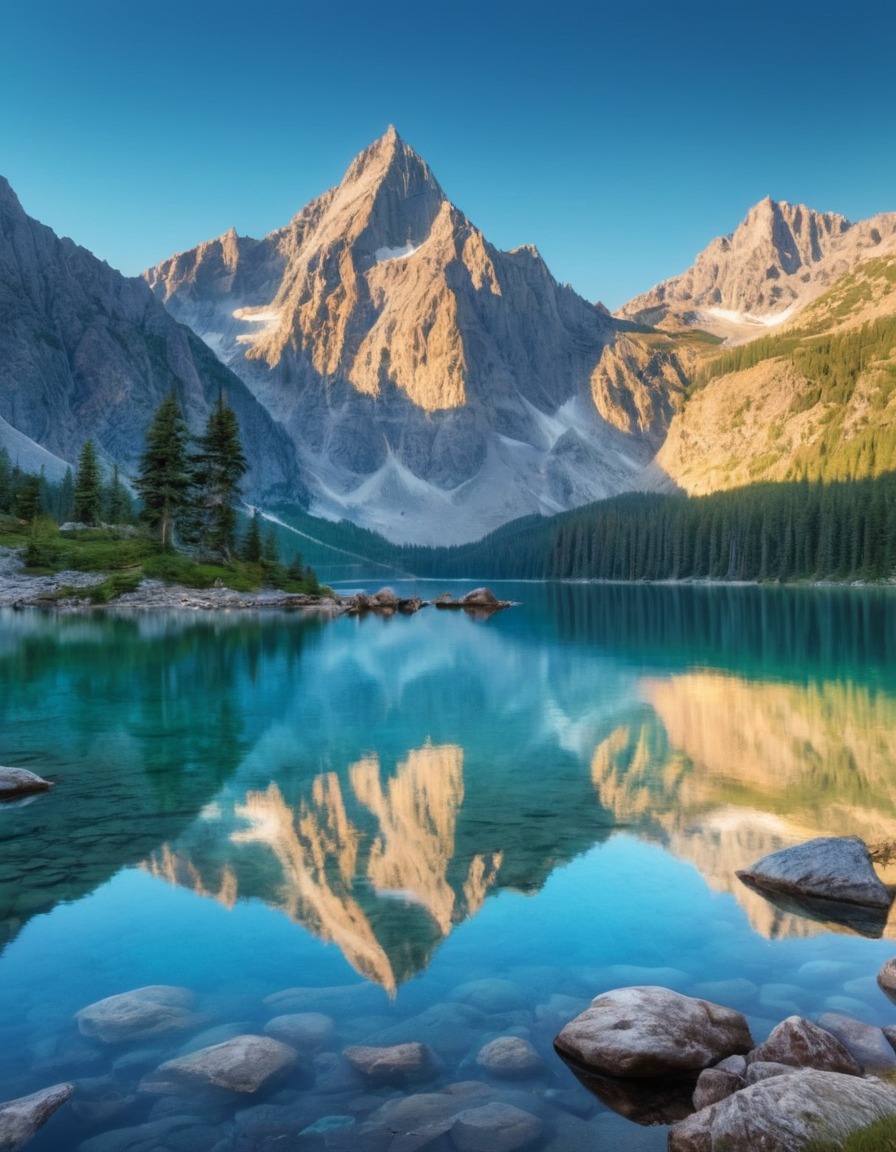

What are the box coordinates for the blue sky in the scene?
[2,0,894,309]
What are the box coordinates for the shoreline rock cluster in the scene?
[0,546,513,617]
[554,984,896,1149]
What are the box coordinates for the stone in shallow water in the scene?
[0,767,53,800]
[748,1015,861,1075]
[451,1102,542,1152]
[299,1114,354,1135]
[554,985,753,1078]
[343,1042,437,1085]
[475,1037,543,1080]
[669,1068,896,1152]
[878,956,896,1004]
[76,985,196,1044]
[692,1066,743,1110]
[0,1083,72,1152]
[816,1012,896,1075]
[264,1012,335,1050]
[139,1034,297,1094]
[736,836,892,908]
[449,979,530,1014]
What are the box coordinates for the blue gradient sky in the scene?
[2,0,894,309]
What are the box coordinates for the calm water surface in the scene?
[2,582,896,1151]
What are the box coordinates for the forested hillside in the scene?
[398,476,896,584]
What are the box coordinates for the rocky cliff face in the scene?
[620,197,896,340]
[147,128,668,544]
[0,176,305,502]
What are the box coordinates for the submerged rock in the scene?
[554,986,753,1078]
[343,1041,438,1085]
[669,1068,896,1152]
[451,1102,542,1152]
[0,1083,72,1152]
[76,985,196,1044]
[0,767,53,801]
[264,1012,335,1051]
[736,836,892,909]
[475,1037,543,1080]
[139,1034,296,1094]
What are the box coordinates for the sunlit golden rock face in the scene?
[233,777,398,992]
[590,673,896,939]
[142,844,238,910]
[352,744,463,934]
[142,742,505,991]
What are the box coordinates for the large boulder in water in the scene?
[669,1068,896,1152]
[139,1034,296,1094]
[76,985,197,1043]
[554,986,753,1078]
[0,767,53,801]
[736,836,892,909]
[0,1084,73,1152]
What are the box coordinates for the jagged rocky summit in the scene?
[619,195,896,339]
[145,127,671,545]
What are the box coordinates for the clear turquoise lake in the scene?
[2,581,896,1150]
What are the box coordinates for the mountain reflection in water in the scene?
[144,744,503,994]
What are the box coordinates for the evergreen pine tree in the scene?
[135,392,191,550]
[241,510,262,563]
[190,392,248,559]
[105,463,130,524]
[0,448,11,513]
[262,525,279,565]
[74,439,102,525]
[15,473,43,521]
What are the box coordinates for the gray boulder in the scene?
[817,1012,896,1075]
[736,836,892,908]
[76,985,196,1044]
[0,767,53,801]
[0,1083,72,1152]
[451,1102,542,1152]
[343,1041,437,1085]
[139,1034,296,1094]
[553,986,753,1078]
[748,1015,861,1075]
[263,1012,334,1051]
[669,1068,896,1152]
[692,1066,743,1110]
[475,1037,543,1080]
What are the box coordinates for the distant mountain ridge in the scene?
[146,127,669,545]
[0,175,305,503]
[620,196,896,341]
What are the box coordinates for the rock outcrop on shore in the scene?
[554,987,896,1151]
[0,549,514,619]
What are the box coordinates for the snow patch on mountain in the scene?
[374,242,421,262]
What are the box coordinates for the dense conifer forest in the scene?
[398,475,896,584]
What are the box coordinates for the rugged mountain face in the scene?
[655,252,896,493]
[621,197,896,341]
[0,176,305,502]
[147,127,668,544]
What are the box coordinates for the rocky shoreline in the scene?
[0,547,511,617]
